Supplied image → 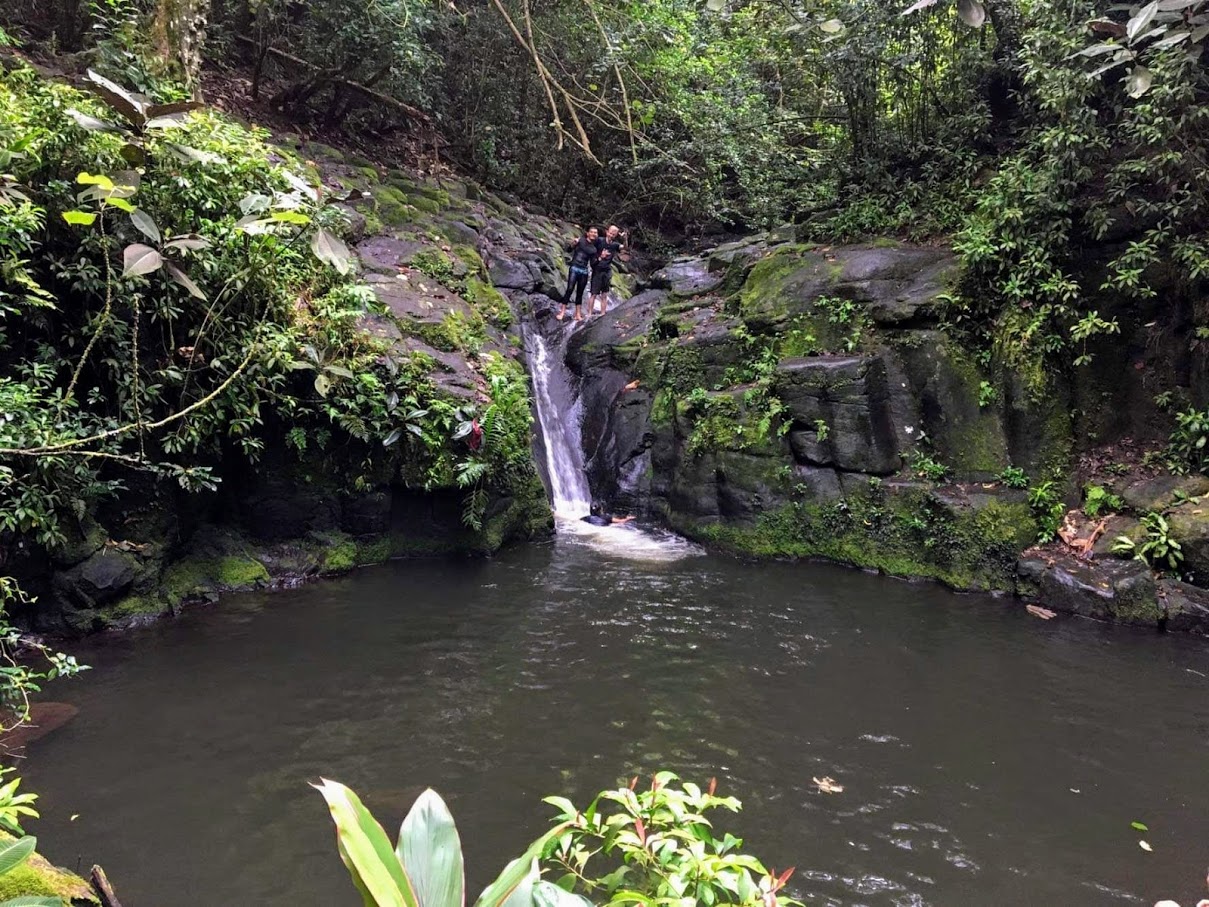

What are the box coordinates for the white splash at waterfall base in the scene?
[523,316,701,562]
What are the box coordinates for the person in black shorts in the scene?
[589,224,626,317]
[557,226,599,323]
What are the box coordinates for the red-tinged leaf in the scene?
[628,777,638,791]
[633,816,646,846]
[777,867,795,886]
[163,234,211,252]
[1090,18,1128,38]
[163,261,206,300]
[122,243,162,278]
[708,777,717,796]
[145,100,204,118]
[86,69,145,125]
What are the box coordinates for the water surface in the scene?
[22,529,1209,906]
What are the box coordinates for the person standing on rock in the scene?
[589,224,626,317]
[557,226,599,323]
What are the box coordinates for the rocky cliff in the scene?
[20,140,578,634]
[557,234,1209,633]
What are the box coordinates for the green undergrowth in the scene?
[0,62,543,577]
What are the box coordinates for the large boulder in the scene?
[776,355,901,474]
[1016,549,1160,625]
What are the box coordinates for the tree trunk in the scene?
[983,0,1026,131]
[152,0,212,95]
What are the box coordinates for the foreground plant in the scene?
[313,780,589,907]
[543,772,801,907]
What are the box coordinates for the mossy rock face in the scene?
[0,832,98,904]
[669,480,1033,591]
[890,333,1009,481]
[163,554,270,605]
[1017,549,1161,625]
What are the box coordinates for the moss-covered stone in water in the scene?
[162,555,270,605]
[111,593,167,619]
[321,538,358,573]
[355,536,392,565]
[0,832,98,903]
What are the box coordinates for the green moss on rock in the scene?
[162,554,269,605]
[678,484,1034,592]
[0,833,98,904]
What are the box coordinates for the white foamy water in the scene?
[524,314,700,562]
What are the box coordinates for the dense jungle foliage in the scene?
[0,0,1203,572]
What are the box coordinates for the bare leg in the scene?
[574,305,584,322]
[599,294,608,316]
[556,304,567,321]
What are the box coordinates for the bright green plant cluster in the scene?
[1028,480,1066,544]
[314,780,588,907]
[1082,484,1124,519]
[997,466,1029,489]
[543,773,800,907]
[908,450,949,483]
[316,775,800,907]
[1113,512,1184,572]
[0,63,535,560]
[1166,407,1209,475]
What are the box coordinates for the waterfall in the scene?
[524,323,592,518]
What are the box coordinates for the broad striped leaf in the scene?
[0,836,36,876]
[398,790,466,907]
[313,779,418,907]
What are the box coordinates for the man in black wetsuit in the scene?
[581,501,635,527]
[589,224,626,317]
[557,226,599,323]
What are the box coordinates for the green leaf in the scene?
[475,823,571,907]
[165,143,226,165]
[383,428,403,448]
[122,243,163,278]
[76,172,115,190]
[105,196,135,213]
[312,779,418,907]
[314,374,331,397]
[533,880,593,907]
[312,228,353,275]
[324,365,356,379]
[129,210,160,244]
[704,0,726,11]
[818,18,844,33]
[61,211,97,226]
[956,0,986,27]
[398,789,466,907]
[0,836,36,876]
[1131,821,1150,832]
[270,210,311,225]
[0,897,64,907]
